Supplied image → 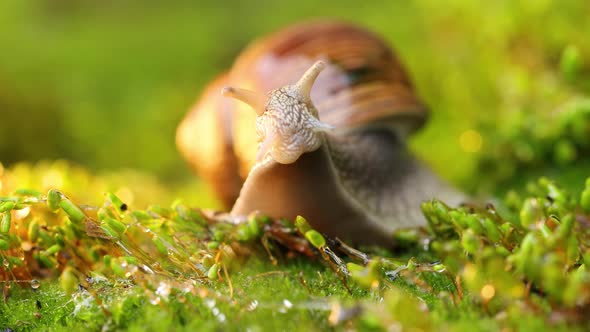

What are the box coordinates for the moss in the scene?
[2,164,590,331]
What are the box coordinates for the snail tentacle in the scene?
[293,60,325,102]
[221,87,266,115]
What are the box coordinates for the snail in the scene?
[177,21,464,246]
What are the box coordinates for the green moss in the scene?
[1,171,590,330]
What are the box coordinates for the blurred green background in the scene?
[0,0,589,200]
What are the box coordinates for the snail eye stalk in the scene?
[294,60,326,103]
[221,87,266,116]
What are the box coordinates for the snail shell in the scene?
[177,21,463,246]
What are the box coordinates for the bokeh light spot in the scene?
[42,170,64,189]
[459,129,483,153]
[480,284,496,301]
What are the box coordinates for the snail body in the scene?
[177,21,464,246]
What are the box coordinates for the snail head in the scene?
[222,61,333,164]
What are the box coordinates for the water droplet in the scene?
[140,264,154,274]
[283,299,293,309]
[31,279,40,290]
[247,300,259,311]
[205,299,216,308]
[279,299,293,313]
[217,313,226,322]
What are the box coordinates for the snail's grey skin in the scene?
[224,61,464,246]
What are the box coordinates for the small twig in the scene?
[260,234,278,265]
[222,263,233,299]
[298,271,311,293]
[320,247,352,294]
[455,274,463,301]
[334,238,370,265]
